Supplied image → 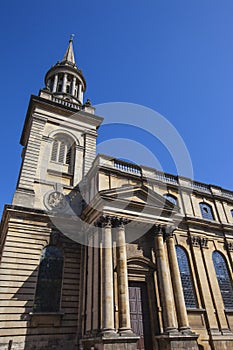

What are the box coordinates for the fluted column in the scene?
[165,227,190,332]
[52,74,58,92]
[154,225,177,333]
[115,218,132,334]
[62,73,67,93]
[100,216,116,334]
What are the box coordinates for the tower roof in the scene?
[62,34,76,65]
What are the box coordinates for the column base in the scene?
[155,332,199,350]
[81,334,139,350]
[118,328,136,337]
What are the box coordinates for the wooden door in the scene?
[128,282,152,350]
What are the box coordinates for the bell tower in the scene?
[13,37,103,211]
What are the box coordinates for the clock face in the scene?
[47,191,67,211]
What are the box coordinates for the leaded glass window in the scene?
[176,246,197,308]
[199,202,214,220]
[34,246,64,312]
[212,251,233,309]
[163,194,177,206]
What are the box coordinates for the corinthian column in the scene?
[154,225,177,333]
[165,227,190,332]
[115,218,133,335]
[100,216,116,335]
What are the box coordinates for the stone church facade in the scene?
[1,38,233,350]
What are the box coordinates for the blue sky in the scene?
[1,0,233,215]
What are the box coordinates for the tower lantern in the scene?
[43,35,86,105]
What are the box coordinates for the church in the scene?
[1,38,233,350]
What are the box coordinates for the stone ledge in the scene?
[29,311,64,327]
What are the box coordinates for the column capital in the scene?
[95,215,129,228]
[113,217,129,228]
[164,225,177,240]
[95,215,112,228]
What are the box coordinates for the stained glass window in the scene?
[212,251,233,309]
[176,246,197,308]
[34,246,64,312]
[200,202,214,220]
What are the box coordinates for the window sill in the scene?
[187,308,206,313]
[225,309,233,314]
[29,311,64,327]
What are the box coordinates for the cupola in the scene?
[43,35,86,105]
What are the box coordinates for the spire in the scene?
[62,34,76,64]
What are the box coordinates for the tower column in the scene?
[101,216,116,335]
[165,227,190,332]
[154,225,178,333]
[78,83,83,103]
[62,73,67,93]
[115,218,132,334]
[52,74,58,92]
[71,76,76,96]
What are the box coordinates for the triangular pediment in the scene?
[98,184,178,212]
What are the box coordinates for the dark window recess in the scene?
[200,202,214,220]
[163,194,177,206]
[34,246,64,312]
[231,209,233,218]
[212,251,233,309]
[176,246,197,308]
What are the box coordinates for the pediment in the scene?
[98,184,178,212]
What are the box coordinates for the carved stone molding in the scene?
[190,235,208,248]
[225,241,233,252]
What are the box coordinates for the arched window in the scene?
[199,202,214,220]
[231,209,233,218]
[212,251,233,309]
[51,136,74,168]
[34,246,64,312]
[176,246,197,308]
[163,193,177,206]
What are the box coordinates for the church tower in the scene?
[13,36,103,212]
[0,38,103,350]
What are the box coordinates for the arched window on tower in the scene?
[176,246,197,308]
[51,135,75,172]
[33,246,64,312]
[163,193,178,206]
[212,251,233,309]
[199,202,214,220]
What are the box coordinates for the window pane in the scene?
[176,246,197,308]
[163,194,177,206]
[212,251,233,309]
[200,203,214,220]
[34,246,63,312]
